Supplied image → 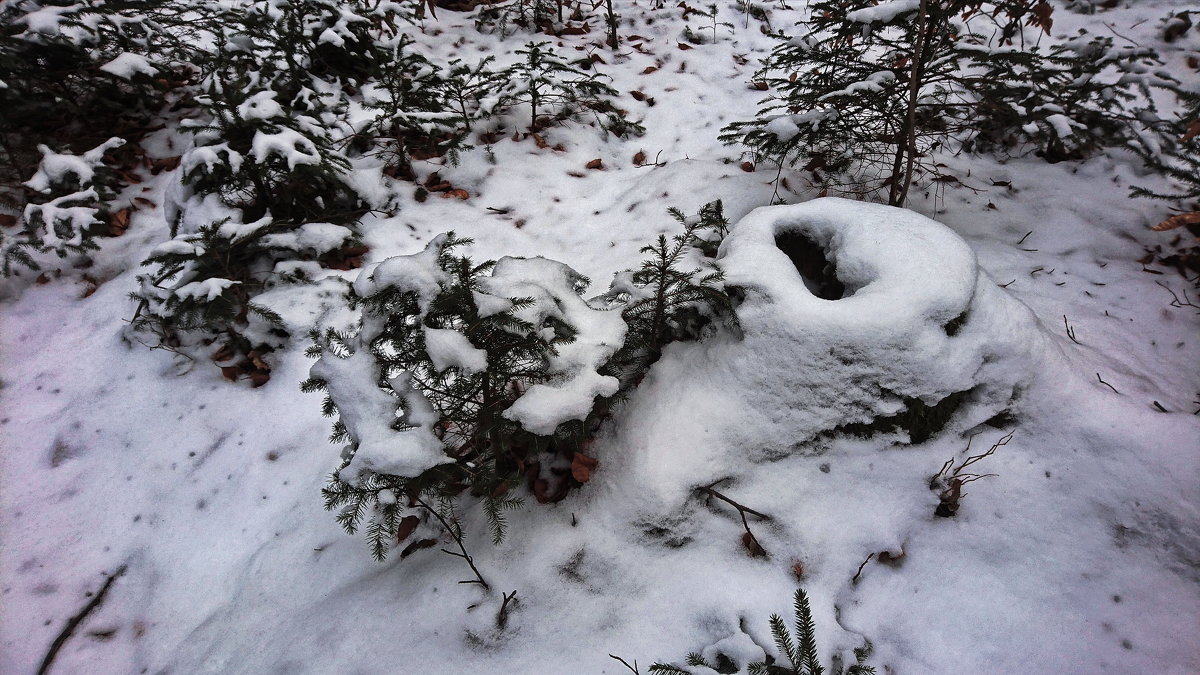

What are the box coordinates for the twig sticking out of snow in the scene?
[696,478,772,557]
[38,564,128,675]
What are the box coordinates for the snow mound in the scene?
[712,197,1039,445]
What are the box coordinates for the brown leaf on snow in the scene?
[248,371,271,388]
[633,150,647,165]
[740,161,754,172]
[399,537,437,559]
[630,90,647,101]
[441,189,470,200]
[150,155,181,174]
[220,365,241,382]
[1152,211,1200,233]
[532,133,550,149]
[585,158,603,170]
[741,531,767,557]
[109,208,131,236]
[395,515,421,544]
[750,81,768,91]
[1029,0,1053,34]
[571,452,599,483]
[641,66,659,74]
[677,43,692,50]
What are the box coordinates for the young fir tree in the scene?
[505,41,642,137]
[2,137,125,278]
[721,0,1164,206]
[305,234,627,560]
[128,0,396,369]
[598,200,739,389]
[650,589,874,675]
[1133,87,1200,211]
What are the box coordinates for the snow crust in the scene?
[423,326,488,374]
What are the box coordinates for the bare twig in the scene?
[609,654,641,674]
[851,553,874,585]
[417,497,490,590]
[932,432,1011,517]
[496,590,518,629]
[1016,230,1033,245]
[39,565,127,675]
[696,479,772,557]
[1063,315,1080,344]
[1096,373,1119,394]
[1155,280,1200,311]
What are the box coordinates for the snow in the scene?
[251,127,322,169]
[309,346,451,481]
[2,3,1199,675]
[235,90,285,121]
[98,53,158,80]
[846,0,920,25]
[481,256,627,435]
[173,277,239,302]
[24,138,124,193]
[423,326,488,374]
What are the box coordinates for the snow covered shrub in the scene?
[649,588,874,675]
[721,0,1164,206]
[1,138,124,278]
[598,200,739,388]
[304,233,626,559]
[1134,86,1200,208]
[504,41,643,137]
[0,0,196,205]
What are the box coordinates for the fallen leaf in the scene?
[395,515,421,544]
[791,561,805,581]
[641,66,659,74]
[248,371,270,388]
[633,150,646,165]
[532,133,550,149]
[750,81,768,91]
[133,197,156,208]
[399,537,437,559]
[220,366,241,382]
[571,452,599,483]
[1181,119,1200,143]
[1152,211,1200,232]
[630,90,647,101]
[740,161,754,172]
[585,158,603,170]
[442,189,470,200]
[741,531,767,557]
[677,42,692,50]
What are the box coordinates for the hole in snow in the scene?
[774,231,846,300]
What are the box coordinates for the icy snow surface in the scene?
[2,2,1198,674]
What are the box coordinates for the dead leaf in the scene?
[248,371,270,388]
[109,208,132,236]
[630,90,647,101]
[1029,0,1053,34]
[133,197,156,209]
[442,189,470,200]
[740,161,754,172]
[395,515,421,544]
[750,81,768,91]
[677,43,692,50]
[220,366,241,382]
[585,158,603,170]
[399,537,437,559]
[1152,211,1200,232]
[641,66,659,74]
[532,133,550,149]
[633,150,647,165]
[741,531,767,557]
[571,452,599,483]
[1181,119,1200,143]
[791,560,805,581]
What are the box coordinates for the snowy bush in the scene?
[503,41,642,137]
[721,0,1165,205]
[305,233,626,559]
[1,138,125,279]
[598,200,740,389]
[649,589,875,675]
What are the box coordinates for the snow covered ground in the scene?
[2,1,1199,674]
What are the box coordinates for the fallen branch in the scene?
[1063,315,1080,344]
[696,479,772,557]
[38,565,128,675]
[1096,373,1119,394]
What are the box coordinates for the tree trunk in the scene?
[892,0,929,207]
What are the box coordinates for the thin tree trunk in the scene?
[895,0,929,207]
[605,0,619,49]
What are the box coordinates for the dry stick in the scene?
[416,498,490,590]
[38,565,128,675]
[1155,280,1200,310]
[697,480,772,553]
[1096,373,1119,394]
[851,553,875,585]
[496,590,518,629]
[609,654,641,674]
[1063,315,1080,344]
